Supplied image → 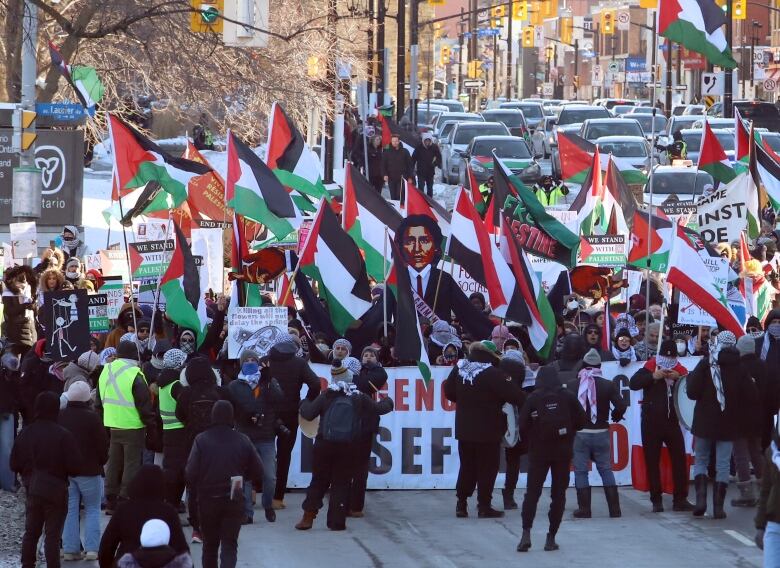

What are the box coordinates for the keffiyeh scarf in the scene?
[328,381,358,396]
[710,331,737,411]
[577,368,600,423]
[456,359,492,386]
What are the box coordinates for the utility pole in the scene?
[573,39,579,100]
[506,0,513,99]
[323,0,337,183]
[665,41,673,118]
[396,0,406,121]
[409,0,419,126]
[751,20,763,92]
[377,0,386,105]
[20,0,37,171]
[458,12,465,96]
[468,0,478,110]
[367,0,374,95]
[492,32,498,99]
[724,0,733,117]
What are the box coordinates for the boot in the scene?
[477,506,505,518]
[456,499,468,518]
[295,510,317,530]
[672,498,695,512]
[604,486,621,518]
[544,533,559,551]
[502,488,518,510]
[516,529,532,552]
[713,482,728,519]
[573,487,592,518]
[693,475,708,517]
[730,480,757,507]
[651,496,664,513]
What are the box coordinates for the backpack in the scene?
[321,393,361,443]
[551,360,578,390]
[187,386,220,435]
[533,392,573,444]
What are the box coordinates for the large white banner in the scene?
[287,358,700,489]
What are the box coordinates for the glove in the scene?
[611,411,624,423]
[756,529,764,550]
[619,358,630,367]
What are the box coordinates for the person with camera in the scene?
[228,349,286,524]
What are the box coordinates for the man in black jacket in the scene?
[10,391,82,568]
[629,339,693,512]
[381,133,413,200]
[517,366,586,553]
[499,351,529,510]
[59,381,109,561]
[186,401,264,568]
[412,134,442,197]
[756,309,780,378]
[269,338,321,510]
[0,350,20,491]
[565,349,627,519]
[444,341,525,519]
[156,349,188,509]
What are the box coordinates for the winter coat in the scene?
[2,291,37,347]
[352,364,389,436]
[174,362,228,442]
[686,347,759,441]
[381,146,413,181]
[443,348,526,444]
[742,353,779,448]
[227,375,284,441]
[412,143,442,177]
[755,335,780,370]
[59,401,109,476]
[299,388,394,441]
[756,448,780,530]
[266,344,321,415]
[142,360,165,385]
[564,372,627,430]
[629,357,690,424]
[367,145,383,181]
[117,549,193,568]
[98,465,188,568]
[19,350,63,423]
[0,367,19,416]
[94,360,157,430]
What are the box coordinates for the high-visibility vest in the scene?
[98,360,146,429]
[535,186,566,207]
[159,381,183,430]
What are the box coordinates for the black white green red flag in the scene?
[658,0,737,69]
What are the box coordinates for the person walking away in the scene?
[116,519,193,568]
[348,346,389,516]
[366,135,384,192]
[186,401,264,568]
[60,382,109,561]
[412,134,442,197]
[565,349,627,519]
[295,360,394,531]
[96,340,156,515]
[629,340,694,512]
[156,349,188,509]
[99,465,189,568]
[532,175,569,206]
[10,391,82,568]
[755,419,780,566]
[381,133,413,200]
[228,351,285,523]
[443,341,525,519]
[499,350,529,510]
[687,331,759,519]
[268,336,321,510]
[517,366,586,552]
[0,351,20,491]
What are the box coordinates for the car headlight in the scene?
[472,163,486,173]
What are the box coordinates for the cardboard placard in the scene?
[227,306,289,358]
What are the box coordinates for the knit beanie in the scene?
[115,341,140,361]
[583,348,602,367]
[239,349,260,365]
[140,519,170,548]
[77,351,100,373]
[736,334,755,356]
[65,380,91,403]
[163,349,188,370]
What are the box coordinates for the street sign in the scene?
[764,78,777,92]
[542,82,554,96]
[755,49,766,63]
[463,79,486,88]
[35,103,92,122]
[701,72,724,96]
[592,64,603,84]
[608,61,620,73]
[673,85,688,91]
[617,10,630,31]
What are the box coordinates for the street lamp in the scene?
[750,19,763,93]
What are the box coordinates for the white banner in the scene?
[696,175,750,244]
[227,306,288,358]
[191,228,224,295]
[287,359,700,489]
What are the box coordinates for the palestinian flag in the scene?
[734,108,751,174]
[404,180,451,237]
[161,222,209,346]
[183,142,230,223]
[226,130,302,240]
[278,272,296,308]
[658,0,737,69]
[299,200,372,335]
[698,121,736,184]
[754,139,780,211]
[558,131,595,184]
[119,181,194,237]
[485,157,519,234]
[570,152,629,235]
[449,188,526,321]
[603,156,637,234]
[666,225,743,337]
[746,127,765,239]
[571,150,605,235]
[376,113,417,153]
[628,209,674,272]
[494,152,580,267]
[108,114,212,206]
[48,42,103,112]
[342,163,403,281]
[499,216,556,358]
[464,164,486,216]
[610,156,649,185]
[388,239,431,383]
[266,102,329,209]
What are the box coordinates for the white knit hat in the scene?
[140,519,170,548]
[77,351,100,373]
[65,381,91,403]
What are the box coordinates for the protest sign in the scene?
[696,177,750,244]
[10,221,37,259]
[84,253,101,271]
[102,276,125,319]
[88,293,109,332]
[677,254,729,327]
[191,227,224,294]
[438,259,489,301]
[580,235,627,267]
[129,240,174,279]
[528,254,567,293]
[43,290,89,361]
[99,250,130,283]
[134,221,170,242]
[227,306,289,358]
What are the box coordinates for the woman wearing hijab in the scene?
[61,225,86,259]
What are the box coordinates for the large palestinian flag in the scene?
[405,180,451,237]
[266,102,329,209]
[734,108,751,174]
[161,222,209,346]
[226,130,302,240]
[658,0,737,69]
[558,131,595,184]
[698,121,736,184]
[342,163,403,281]
[627,209,674,272]
[754,139,780,211]
[48,41,103,112]
[108,114,212,205]
[299,200,372,335]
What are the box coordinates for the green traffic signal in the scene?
[200,5,219,24]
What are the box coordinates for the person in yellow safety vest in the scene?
[96,340,156,514]
[156,348,189,508]
[532,175,569,206]
[476,176,494,216]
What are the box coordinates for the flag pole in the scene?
[383,226,388,338]
[117,197,139,340]
[646,8,659,341]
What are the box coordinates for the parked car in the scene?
[631,115,668,141]
[432,112,483,139]
[643,166,715,206]
[677,128,735,164]
[597,98,638,110]
[580,118,644,142]
[441,121,510,184]
[480,109,529,139]
[681,104,705,116]
[690,117,732,130]
[457,135,541,186]
[423,98,465,113]
[666,115,700,138]
[498,101,546,131]
[595,135,652,173]
[403,103,448,132]
[627,106,656,115]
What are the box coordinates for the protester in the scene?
[64,258,86,289]
[106,303,144,349]
[412,133,442,197]
[532,175,569,206]
[499,350,529,510]
[612,328,637,366]
[517,366,586,552]
[116,519,194,568]
[444,341,525,518]
[755,419,780,565]
[186,401,264,568]
[59,381,109,561]
[757,309,780,368]
[61,225,86,259]
[0,351,19,491]
[143,339,172,385]
[2,265,38,356]
[381,133,413,200]
[366,135,385,192]
[634,322,660,361]
[157,349,188,508]
[10,391,82,568]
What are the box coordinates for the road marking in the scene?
[724,529,756,547]
[406,521,422,536]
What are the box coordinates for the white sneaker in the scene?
[63,552,82,561]
[84,551,98,561]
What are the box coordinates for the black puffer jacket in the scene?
[175,358,228,442]
[353,363,389,436]
[381,145,413,181]
[629,357,689,424]
[267,343,320,414]
[564,370,627,430]
[228,373,284,441]
[59,401,109,476]
[552,333,587,386]
[443,346,525,444]
[742,352,780,448]
[299,387,394,441]
[687,347,759,441]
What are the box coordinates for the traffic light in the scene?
[733,0,746,19]
[601,9,615,34]
[513,1,528,20]
[190,0,224,33]
[572,75,580,89]
[522,26,535,48]
[492,5,506,18]
[468,60,482,78]
[561,16,573,44]
[541,0,555,18]
[441,45,451,65]
[529,1,542,25]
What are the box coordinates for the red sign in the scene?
[681,49,706,70]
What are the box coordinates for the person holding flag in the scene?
[381,134,414,200]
